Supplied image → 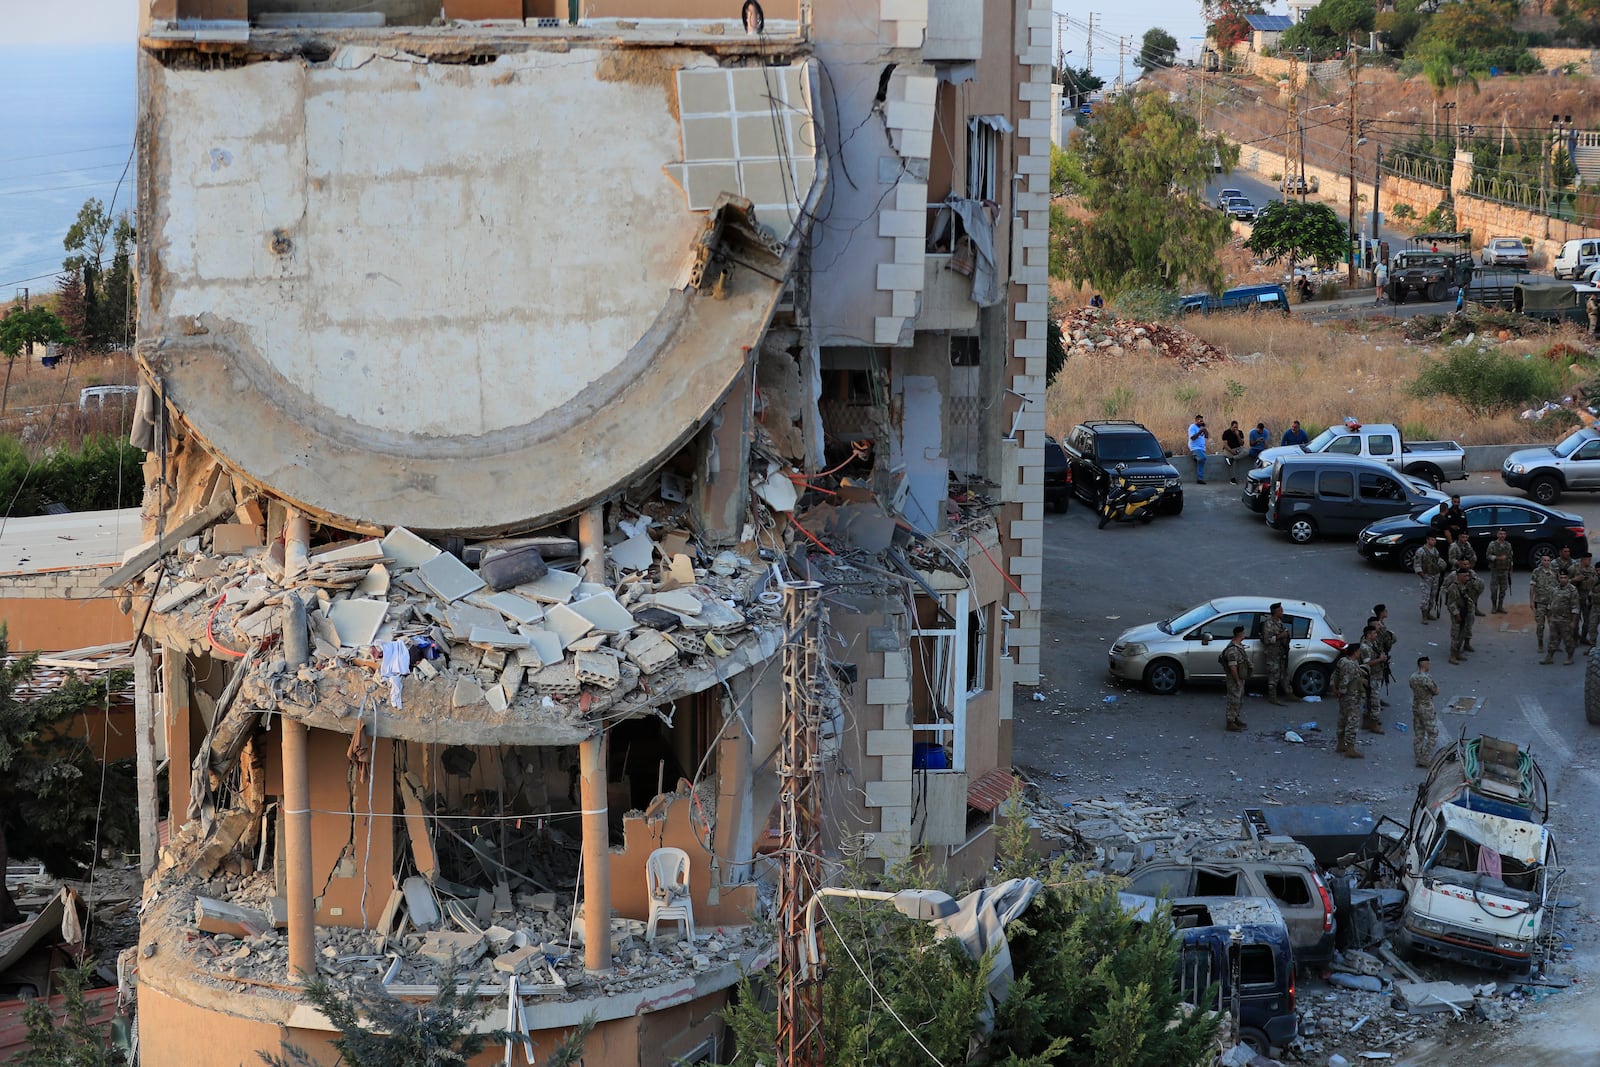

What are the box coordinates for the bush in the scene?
[1317,281,1342,301]
[1410,346,1568,418]
[1539,407,1583,433]
[1390,203,1416,220]
[1108,286,1180,323]
[0,435,144,517]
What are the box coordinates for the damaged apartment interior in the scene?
[113,0,1048,1061]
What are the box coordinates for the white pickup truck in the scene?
[1254,421,1467,487]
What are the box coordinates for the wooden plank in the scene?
[400,772,439,880]
[97,491,235,590]
[134,642,160,877]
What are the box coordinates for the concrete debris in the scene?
[1059,306,1228,370]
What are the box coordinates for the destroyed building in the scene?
[125,0,1049,1061]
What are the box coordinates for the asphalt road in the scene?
[1023,469,1600,1064]
[1207,172,1415,254]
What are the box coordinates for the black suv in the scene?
[1044,435,1072,513]
[1063,420,1185,515]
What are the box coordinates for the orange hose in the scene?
[206,594,248,659]
[788,514,837,556]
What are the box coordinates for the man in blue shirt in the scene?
[1281,420,1309,446]
[1188,415,1208,484]
[1248,422,1269,461]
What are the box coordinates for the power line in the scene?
[0,143,133,167]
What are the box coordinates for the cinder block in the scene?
[883,100,934,134]
[1009,519,1043,542]
[878,209,924,239]
[866,830,912,861]
[865,780,913,808]
[877,805,913,834]
[880,650,908,679]
[866,728,912,756]
[891,289,919,318]
[894,236,924,266]
[903,75,937,106]
[896,127,933,160]
[895,181,928,212]
[1018,81,1049,101]
[1013,338,1046,358]
[874,316,905,345]
[876,263,923,292]
[879,754,914,781]
[895,20,925,48]
[866,677,911,705]
[880,0,924,21]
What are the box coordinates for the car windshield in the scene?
[1553,430,1589,457]
[1493,240,1521,250]
[1415,504,1442,524]
[1305,427,1339,451]
[1160,603,1217,635]
[1099,435,1166,462]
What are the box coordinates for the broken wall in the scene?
[0,568,136,651]
[609,789,758,928]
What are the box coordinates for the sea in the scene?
[0,43,136,300]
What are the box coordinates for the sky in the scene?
[1052,0,1287,85]
[1,0,139,45]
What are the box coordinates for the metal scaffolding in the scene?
[776,581,826,1067]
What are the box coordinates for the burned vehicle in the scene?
[1394,735,1558,976]
[1386,248,1473,304]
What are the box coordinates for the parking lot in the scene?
[1021,467,1600,1059]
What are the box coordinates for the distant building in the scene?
[1286,0,1320,25]
[1243,13,1294,53]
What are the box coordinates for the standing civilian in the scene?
[1188,415,1209,484]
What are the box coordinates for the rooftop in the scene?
[0,508,144,575]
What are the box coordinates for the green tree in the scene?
[1554,0,1600,45]
[1246,200,1351,271]
[1416,0,1518,51]
[1203,0,1265,50]
[16,962,120,1067]
[719,806,1216,1066]
[61,199,111,280]
[1137,28,1179,71]
[92,215,135,349]
[61,200,135,350]
[0,305,75,413]
[1057,92,1235,297]
[0,635,137,925]
[1282,0,1376,54]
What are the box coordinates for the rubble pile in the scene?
[1060,307,1229,369]
[138,509,782,732]
[168,872,765,1002]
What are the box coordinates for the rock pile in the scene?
[1060,307,1229,369]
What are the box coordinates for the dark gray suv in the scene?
[1064,421,1185,515]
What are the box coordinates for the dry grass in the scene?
[1047,313,1596,452]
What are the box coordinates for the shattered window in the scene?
[1192,869,1240,896]
[1239,944,1276,987]
[1264,872,1311,907]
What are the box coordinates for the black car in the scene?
[1242,465,1272,512]
[1357,495,1588,571]
[1043,435,1071,513]
[1063,420,1184,515]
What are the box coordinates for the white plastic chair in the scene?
[645,846,695,942]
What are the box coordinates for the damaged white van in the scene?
[1396,735,1558,976]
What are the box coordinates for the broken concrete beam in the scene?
[212,523,264,555]
[493,946,539,975]
[1394,980,1474,1014]
[99,492,235,589]
[153,581,208,615]
[417,931,486,968]
[195,897,271,938]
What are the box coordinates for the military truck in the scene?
[1386,248,1474,304]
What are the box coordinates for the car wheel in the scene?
[1530,476,1562,505]
[1408,465,1443,488]
[1586,647,1600,725]
[1142,658,1183,695]
[1427,280,1447,302]
[1239,1028,1271,1057]
[1527,541,1556,568]
[1293,661,1330,698]
[1288,516,1317,544]
[1397,541,1424,573]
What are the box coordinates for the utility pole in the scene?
[1347,45,1359,286]
[1086,13,1095,73]
[1118,35,1127,93]
[1285,54,1300,203]
[776,582,826,1067]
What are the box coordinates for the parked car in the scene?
[1063,420,1184,515]
[1043,434,1072,513]
[1253,420,1467,487]
[1580,262,1600,286]
[1178,284,1289,317]
[1216,187,1244,209]
[1122,837,1336,967]
[1502,426,1600,504]
[1479,236,1530,268]
[1553,236,1600,280]
[1264,455,1444,544]
[1225,197,1257,223]
[1357,495,1588,571]
[1107,596,1344,697]
[1122,894,1299,1055]
[1281,174,1310,195]
[1242,461,1445,515]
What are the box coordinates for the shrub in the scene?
[1317,281,1342,301]
[1101,385,1134,418]
[0,434,144,517]
[1410,346,1567,418]
[1391,203,1416,220]
[1539,407,1583,433]
[1402,420,1435,441]
[1108,286,1180,323]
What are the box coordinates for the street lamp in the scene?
[803,887,959,977]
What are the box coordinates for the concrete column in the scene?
[579,504,605,585]
[713,698,753,884]
[133,641,159,877]
[579,733,611,974]
[284,508,310,584]
[162,646,192,827]
[282,718,315,980]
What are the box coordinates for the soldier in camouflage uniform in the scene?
[1530,555,1557,654]
[1542,571,1581,664]
[1221,625,1251,731]
[1577,554,1598,644]
[1373,603,1397,707]
[1261,602,1292,705]
[1555,545,1580,580]
[1415,535,1446,623]
[1485,528,1515,613]
[1449,534,1484,616]
[1409,655,1440,768]
[1357,623,1388,732]
[1444,568,1482,664]
[1331,644,1366,758]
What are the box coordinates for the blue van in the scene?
[1122,894,1298,1055]
[1178,284,1291,316]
